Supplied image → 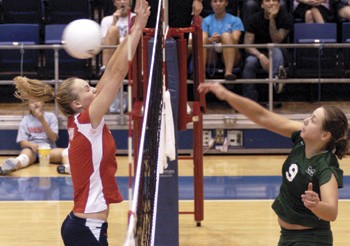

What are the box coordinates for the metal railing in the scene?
[202,42,350,111]
[1,42,350,120]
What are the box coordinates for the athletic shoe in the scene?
[57,164,71,174]
[98,66,106,78]
[274,65,286,94]
[224,73,237,81]
[0,158,18,175]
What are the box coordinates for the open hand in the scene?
[198,82,229,101]
[134,0,151,29]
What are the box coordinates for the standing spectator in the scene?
[242,0,293,102]
[334,0,350,21]
[202,0,244,80]
[293,0,333,23]
[0,99,69,175]
[12,0,150,244]
[100,0,136,68]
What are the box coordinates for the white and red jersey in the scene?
[67,108,123,213]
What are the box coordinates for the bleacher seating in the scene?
[341,22,350,77]
[44,0,93,24]
[1,0,44,24]
[0,23,41,79]
[292,22,339,78]
[42,24,93,79]
[0,0,349,101]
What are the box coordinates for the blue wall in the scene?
[0,128,294,153]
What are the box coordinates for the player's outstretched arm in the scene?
[90,0,150,125]
[198,82,302,138]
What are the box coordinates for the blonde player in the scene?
[12,0,150,244]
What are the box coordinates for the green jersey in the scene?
[272,131,343,228]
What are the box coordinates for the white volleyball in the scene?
[62,19,102,59]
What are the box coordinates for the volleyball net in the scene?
[124,0,165,245]
[123,0,206,243]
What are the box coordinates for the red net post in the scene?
[192,101,204,225]
[191,16,206,112]
[189,17,205,225]
[173,30,188,131]
[169,18,205,226]
[132,22,205,226]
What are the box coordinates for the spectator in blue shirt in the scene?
[202,0,244,80]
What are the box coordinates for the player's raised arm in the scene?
[198,82,302,138]
[90,0,150,127]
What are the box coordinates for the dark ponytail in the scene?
[323,106,349,159]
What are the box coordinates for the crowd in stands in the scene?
[1,0,350,102]
[200,0,350,102]
[201,0,350,78]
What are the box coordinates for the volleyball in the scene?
[62,19,102,59]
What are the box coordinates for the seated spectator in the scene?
[335,0,350,20]
[0,98,69,175]
[293,0,333,23]
[242,0,293,102]
[241,0,288,26]
[202,0,244,80]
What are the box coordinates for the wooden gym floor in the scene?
[1,100,350,245]
[0,155,349,245]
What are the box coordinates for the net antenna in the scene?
[124,0,168,245]
[126,0,133,217]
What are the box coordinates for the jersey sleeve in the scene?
[16,117,29,143]
[202,15,210,34]
[76,108,105,137]
[232,16,245,32]
[100,16,112,38]
[47,112,59,135]
[278,12,294,31]
[319,165,344,188]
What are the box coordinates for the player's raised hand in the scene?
[134,0,150,29]
[198,82,230,102]
[192,0,203,16]
[301,182,320,209]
